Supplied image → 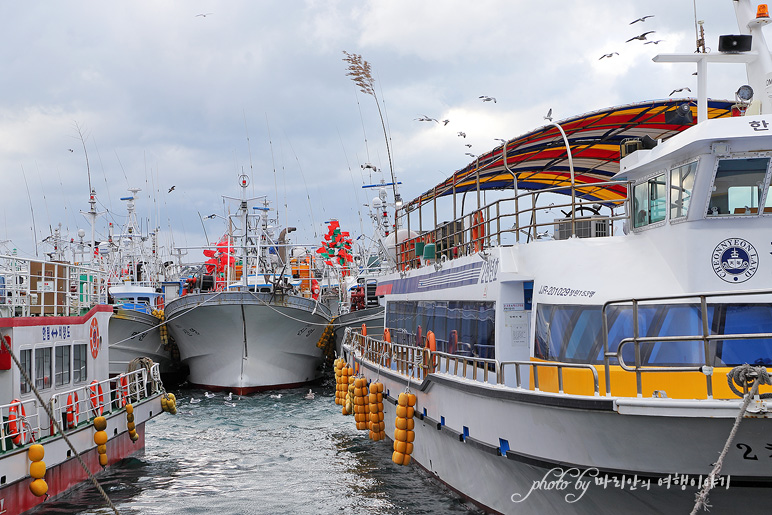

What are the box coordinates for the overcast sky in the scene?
[0,1,753,260]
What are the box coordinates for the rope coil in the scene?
[692,365,772,514]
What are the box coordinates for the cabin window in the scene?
[385,300,496,359]
[670,161,697,220]
[55,345,71,386]
[35,347,52,390]
[73,343,87,383]
[707,157,771,216]
[533,303,772,366]
[633,173,666,228]
[20,349,32,394]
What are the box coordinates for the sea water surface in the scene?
[36,378,482,515]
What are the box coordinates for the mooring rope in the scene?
[1,335,120,515]
[691,364,772,514]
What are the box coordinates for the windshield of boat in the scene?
[534,303,772,367]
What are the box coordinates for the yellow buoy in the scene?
[28,444,45,462]
[29,478,48,497]
[94,430,108,446]
[99,453,109,467]
[98,444,107,454]
[29,460,46,479]
[94,416,107,431]
[126,404,134,415]
[127,421,136,432]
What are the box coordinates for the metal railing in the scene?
[396,180,629,269]
[1,363,161,453]
[603,289,772,398]
[0,255,107,317]
[499,360,600,395]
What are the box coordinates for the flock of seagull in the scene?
[184,389,314,407]
[599,14,689,96]
[414,95,501,155]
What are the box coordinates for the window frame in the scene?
[705,153,772,218]
[669,159,699,223]
[632,170,668,230]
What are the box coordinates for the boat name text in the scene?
[537,285,596,298]
[479,258,499,284]
[42,325,71,341]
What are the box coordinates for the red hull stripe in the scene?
[190,379,319,396]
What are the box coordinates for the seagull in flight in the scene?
[494,138,507,144]
[626,31,656,43]
[415,115,438,122]
[67,148,74,152]
[644,40,664,45]
[441,119,450,126]
[168,185,176,193]
[196,13,213,17]
[457,132,466,138]
[669,87,691,95]
[630,15,654,24]
[544,108,553,121]
[599,52,619,60]
[479,95,497,103]
[465,144,473,148]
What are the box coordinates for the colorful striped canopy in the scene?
[408,99,735,208]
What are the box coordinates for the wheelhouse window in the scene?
[385,300,496,360]
[73,343,87,383]
[534,303,772,366]
[55,345,71,386]
[20,348,32,394]
[35,347,52,390]
[707,157,771,216]
[633,173,666,228]
[670,161,697,220]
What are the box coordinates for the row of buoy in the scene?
[316,324,336,362]
[353,378,369,430]
[126,403,139,442]
[152,309,169,346]
[161,392,177,414]
[392,392,416,466]
[93,416,109,467]
[368,382,386,441]
[28,444,47,497]
[334,358,417,466]
[334,358,354,414]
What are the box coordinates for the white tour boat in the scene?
[164,176,331,394]
[342,2,772,513]
[0,255,168,515]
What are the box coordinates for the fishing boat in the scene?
[164,176,332,394]
[104,189,184,385]
[341,2,772,513]
[0,254,168,515]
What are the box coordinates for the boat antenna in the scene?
[284,132,318,238]
[693,0,706,53]
[244,109,256,197]
[337,128,366,236]
[19,164,38,257]
[264,112,282,226]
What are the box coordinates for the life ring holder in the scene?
[471,211,485,253]
[424,330,437,376]
[89,380,105,416]
[8,398,29,445]
[66,391,80,429]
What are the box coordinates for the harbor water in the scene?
[34,377,483,515]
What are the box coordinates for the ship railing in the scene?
[351,330,605,395]
[1,363,161,450]
[0,255,107,317]
[602,289,772,399]
[395,180,629,269]
[0,398,39,453]
[498,360,600,395]
[433,350,499,384]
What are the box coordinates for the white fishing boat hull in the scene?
[108,308,170,374]
[165,291,331,394]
